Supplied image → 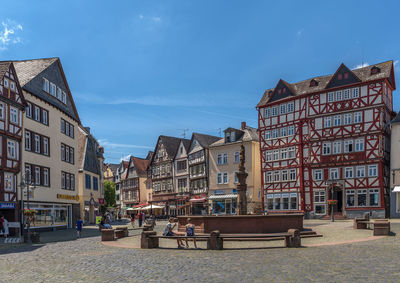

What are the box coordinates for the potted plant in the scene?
[24,231,40,243]
[327,200,338,206]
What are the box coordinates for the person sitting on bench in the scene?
[185,218,198,249]
[163,217,185,249]
[100,216,112,229]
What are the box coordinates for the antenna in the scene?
[178,129,189,138]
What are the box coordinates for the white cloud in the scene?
[139,14,144,20]
[394,60,399,70]
[137,14,161,23]
[120,155,131,162]
[98,139,153,150]
[151,17,161,23]
[354,62,369,69]
[296,28,304,38]
[0,19,23,51]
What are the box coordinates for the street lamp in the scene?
[19,173,36,243]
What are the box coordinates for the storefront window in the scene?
[24,203,71,228]
[274,194,281,210]
[267,194,273,210]
[357,189,367,207]
[369,189,379,206]
[282,193,289,210]
[315,205,326,214]
[346,190,355,207]
[290,193,297,210]
[211,198,237,214]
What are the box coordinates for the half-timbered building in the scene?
[173,139,191,215]
[0,61,25,230]
[257,61,396,218]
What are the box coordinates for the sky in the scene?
[1,0,399,163]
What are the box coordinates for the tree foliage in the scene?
[104,180,116,207]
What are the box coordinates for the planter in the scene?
[24,232,40,243]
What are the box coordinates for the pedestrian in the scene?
[106,213,111,224]
[162,217,185,249]
[138,211,143,227]
[76,216,83,238]
[185,218,198,249]
[130,214,135,228]
[118,211,122,221]
[0,215,6,238]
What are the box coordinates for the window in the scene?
[43,137,49,156]
[344,113,352,125]
[50,82,56,96]
[280,104,286,114]
[223,172,228,184]
[282,170,288,181]
[290,193,297,210]
[34,135,40,153]
[336,91,342,101]
[369,189,379,206]
[282,193,289,209]
[274,171,280,182]
[4,173,13,192]
[357,189,367,206]
[327,92,334,102]
[265,108,271,118]
[344,89,350,99]
[10,107,18,124]
[274,194,281,210]
[43,168,49,187]
[63,172,75,190]
[265,172,272,183]
[352,88,359,98]
[281,148,288,159]
[0,103,4,120]
[332,141,341,154]
[314,169,323,181]
[266,151,272,161]
[57,87,62,100]
[43,78,49,92]
[234,172,238,183]
[35,167,41,185]
[93,177,98,190]
[345,167,353,178]
[334,115,341,126]
[344,140,353,153]
[61,119,74,138]
[26,103,32,118]
[289,169,296,181]
[287,125,295,136]
[265,131,271,140]
[354,112,362,123]
[3,78,9,88]
[355,139,364,152]
[368,165,378,177]
[217,173,223,184]
[42,111,48,125]
[288,147,295,159]
[62,91,67,104]
[85,174,91,189]
[177,160,187,171]
[329,168,339,180]
[25,131,31,151]
[288,102,294,113]
[217,154,223,165]
[314,191,325,203]
[324,117,332,128]
[346,190,355,207]
[322,142,331,155]
[34,106,40,121]
[356,166,365,178]
[223,153,228,164]
[272,107,277,116]
[234,152,240,163]
[272,129,278,139]
[273,150,279,160]
[280,127,287,137]
[7,140,16,159]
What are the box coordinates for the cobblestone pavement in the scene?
[0,221,399,282]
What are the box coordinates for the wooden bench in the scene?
[141,229,301,250]
[353,218,390,236]
[101,227,129,241]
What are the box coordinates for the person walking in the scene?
[0,215,6,238]
[130,214,135,229]
[138,211,143,227]
[76,217,83,238]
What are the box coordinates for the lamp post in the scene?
[19,173,36,243]
[331,186,335,222]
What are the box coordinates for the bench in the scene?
[353,218,390,236]
[101,227,129,241]
[141,229,301,250]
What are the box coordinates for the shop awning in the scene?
[189,197,206,202]
[208,194,238,200]
[141,205,165,210]
[393,186,400,192]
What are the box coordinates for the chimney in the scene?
[241,121,246,130]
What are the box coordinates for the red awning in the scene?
[133,203,149,208]
[189,197,206,203]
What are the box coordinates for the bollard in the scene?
[141,231,158,249]
[207,230,223,250]
[287,229,301,248]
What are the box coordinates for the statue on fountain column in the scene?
[236,143,248,215]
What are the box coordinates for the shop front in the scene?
[84,197,100,224]
[208,194,238,215]
[189,194,207,215]
[24,202,73,229]
[0,202,19,236]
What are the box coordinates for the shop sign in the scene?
[8,222,20,228]
[98,198,105,205]
[232,189,237,194]
[0,202,16,209]
[214,190,224,195]
[57,194,79,201]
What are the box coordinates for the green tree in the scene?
[104,180,116,207]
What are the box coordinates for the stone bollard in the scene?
[122,227,129,237]
[142,224,153,232]
[101,229,115,241]
[141,231,158,249]
[287,229,301,248]
[207,230,223,250]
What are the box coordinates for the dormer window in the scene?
[309,79,318,87]
[231,132,235,142]
[278,89,282,94]
[3,78,9,88]
[338,73,343,80]
[226,132,231,143]
[282,88,286,93]
[50,82,56,96]
[370,66,381,75]
[344,73,349,79]
[42,78,49,92]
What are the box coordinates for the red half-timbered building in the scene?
[257,61,395,218]
[0,62,25,226]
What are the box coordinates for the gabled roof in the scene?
[0,61,26,107]
[0,61,11,78]
[128,156,150,177]
[191,133,220,149]
[13,57,81,123]
[210,126,259,147]
[257,60,395,107]
[150,135,190,165]
[391,112,400,124]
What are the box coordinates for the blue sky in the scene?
[1,1,399,163]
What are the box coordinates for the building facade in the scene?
[208,122,261,215]
[150,135,189,216]
[77,126,104,224]
[14,58,82,229]
[187,133,220,215]
[114,161,128,214]
[0,62,25,233]
[257,61,395,218]
[173,140,191,215]
[390,112,400,218]
[104,163,118,183]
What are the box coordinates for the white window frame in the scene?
[354,112,362,123]
[314,169,323,181]
[336,90,342,101]
[265,172,272,183]
[344,89,350,99]
[356,166,366,178]
[368,165,378,177]
[344,113,352,125]
[345,167,353,179]
[352,88,359,98]
[10,107,18,124]
[273,150,279,161]
[324,117,332,128]
[43,78,49,92]
[0,103,4,120]
[25,131,31,151]
[42,110,48,125]
[329,168,339,180]
[287,102,294,113]
[289,169,296,181]
[273,171,280,182]
[223,153,228,164]
[265,108,271,118]
[288,147,295,159]
[282,170,288,181]
[280,127,287,137]
[43,137,49,156]
[281,148,288,160]
[344,140,353,153]
[223,172,228,184]
[272,107,277,116]
[10,81,15,91]
[272,129,278,139]
[217,173,223,184]
[217,154,222,165]
[327,92,334,102]
[7,140,17,159]
[234,151,240,163]
[280,104,286,115]
[322,142,331,155]
[287,125,295,136]
[334,115,341,126]
[332,141,341,154]
[355,139,364,152]
[265,131,271,140]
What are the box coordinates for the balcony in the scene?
[189,156,205,165]
[178,187,190,194]
[190,172,206,179]
[192,187,208,195]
